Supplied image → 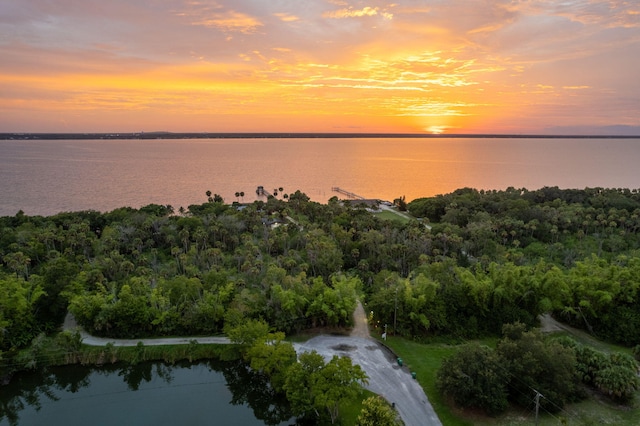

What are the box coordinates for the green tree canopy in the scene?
[436,343,508,416]
[356,396,401,426]
[284,351,368,424]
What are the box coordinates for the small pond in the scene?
[0,360,294,426]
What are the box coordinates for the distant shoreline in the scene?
[1,132,639,140]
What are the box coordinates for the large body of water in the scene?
[1,137,639,217]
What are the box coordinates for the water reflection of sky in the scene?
[1,138,639,216]
[1,361,292,426]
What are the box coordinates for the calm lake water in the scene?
[1,137,639,216]
[0,361,293,426]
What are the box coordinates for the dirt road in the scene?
[350,299,371,338]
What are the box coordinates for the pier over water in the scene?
[331,187,365,200]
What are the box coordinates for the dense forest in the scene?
[2,186,640,418]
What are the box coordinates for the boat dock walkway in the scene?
[256,186,272,197]
[331,187,366,200]
[257,185,368,201]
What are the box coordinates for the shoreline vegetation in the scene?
[2,186,640,424]
[2,132,640,140]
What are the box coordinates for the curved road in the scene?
[64,303,442,426]
[294,302,441,426]
[63,314,231,346]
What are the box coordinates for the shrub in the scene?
[436,343,508,416]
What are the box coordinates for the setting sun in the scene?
[426,126,447,135]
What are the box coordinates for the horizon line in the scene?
[1,132,639,140]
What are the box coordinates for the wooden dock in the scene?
[331,187,365,200]
[256,186,272,197]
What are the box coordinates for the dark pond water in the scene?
[0,360,294,426]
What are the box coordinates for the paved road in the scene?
[294,335,441,426]
[293,301,441,426]
[63,313,231,346]
[64,303,442,425]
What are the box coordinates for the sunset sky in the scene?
[1,0,639,134]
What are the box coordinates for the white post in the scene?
[534,389,543,426]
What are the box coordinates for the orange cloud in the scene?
[553,1,640,28]
[191,10,263,33]
[176,2,263,33]
[324,6,393,20]
[273,12,299,22]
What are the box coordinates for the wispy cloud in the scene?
[552,1,640,28]
[324,6,393,20]
[176,2,263,33]
[273,12,299,22]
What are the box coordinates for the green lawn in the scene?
[382,335,639,426]
[340,388,377,425]
[381,336,473,426]
[374,209,412,224]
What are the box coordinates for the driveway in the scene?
[293,302,442,426]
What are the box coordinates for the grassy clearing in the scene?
[547,328,634,356]
[383,335,639,426]
[339,388,377,425]
[381,336,472,426]
[374,209,412,224]
[466,391,640,426]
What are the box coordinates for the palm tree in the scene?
[240,191,245,202]
[3,251,31,279]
